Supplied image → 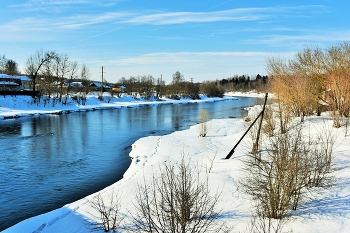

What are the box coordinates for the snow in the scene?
[0,93,237,120]
[0,81,19,86]
[2,91,350,232]
[0,74,30,81]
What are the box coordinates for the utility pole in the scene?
[100,66,105,97]
[158,74,162,98]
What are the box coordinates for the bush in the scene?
[200,81,225,97]
[128,155,225,233]
[241,121,335,220]
[88,190,124,232]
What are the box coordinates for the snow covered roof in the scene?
[69,82,83,87]
[0,74,30,81]
[90,81,111,88]
[0,81,19,85]
[90,81,101,87]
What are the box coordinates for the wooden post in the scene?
[225,111,263,159]
[225,93,268,160]
[252,93,268,154]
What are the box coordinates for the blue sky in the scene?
[1,0,350,84]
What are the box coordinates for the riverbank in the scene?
[3,91,349,233]
[0,92,261,120]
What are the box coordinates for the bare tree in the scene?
[89,189,124,232]
[40,58,55,99]
[65,60,78,101]
[172,71,185,95]
[79,64,91,105]
[156,76,165,98]
[128,156,225,233]
[0,54,6,73]
[55,53,70,101]
[25,49,57,92]
[267,42,350,127]
[322,43,350,128]
[140,75,155,99]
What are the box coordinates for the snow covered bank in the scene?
[0,93,237,120]
[3,105,350,232]
[225,91,267,98]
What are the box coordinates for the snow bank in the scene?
[0,93,237,120]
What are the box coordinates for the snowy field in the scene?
[2,92,350,232]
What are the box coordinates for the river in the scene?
[0,96,258,231]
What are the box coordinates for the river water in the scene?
[0,96,258,230]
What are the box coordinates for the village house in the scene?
[0,74,31,91]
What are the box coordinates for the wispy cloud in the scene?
[57,12,129,29]
[243,30,350,47]
[9,0,121,13]
[124,8,268,25]
[124,5,326,25]
[0,12,129,31]
[2,5,328,32]
[116,51,279,65]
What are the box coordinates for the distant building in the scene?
[0,74,31,91]
[112,85,126,92]
[90,81,112,91]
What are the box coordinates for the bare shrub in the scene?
[88,189,124,232]
[262,105,276,137]
[307,119,337,187]
[241,118,336,221]
[244,211,292,233]
[241,126,314,219]
[72,93,87,105]
[244,107,261,149]
[128,156,224,233]
[205,152,217,174]
[198,108,210,137]
[275,100,293,134]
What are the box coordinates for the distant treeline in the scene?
[217,74,268,92]
[114,72,269,99]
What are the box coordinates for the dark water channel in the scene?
[0,96,258,230]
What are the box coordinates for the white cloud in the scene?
[116,51,275,65]
[1,5,328,33]
[0,12,129,32]
[9,0,121,12]
[124,5,327,25]
[124,8,268,25]
[243,31,350,47]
